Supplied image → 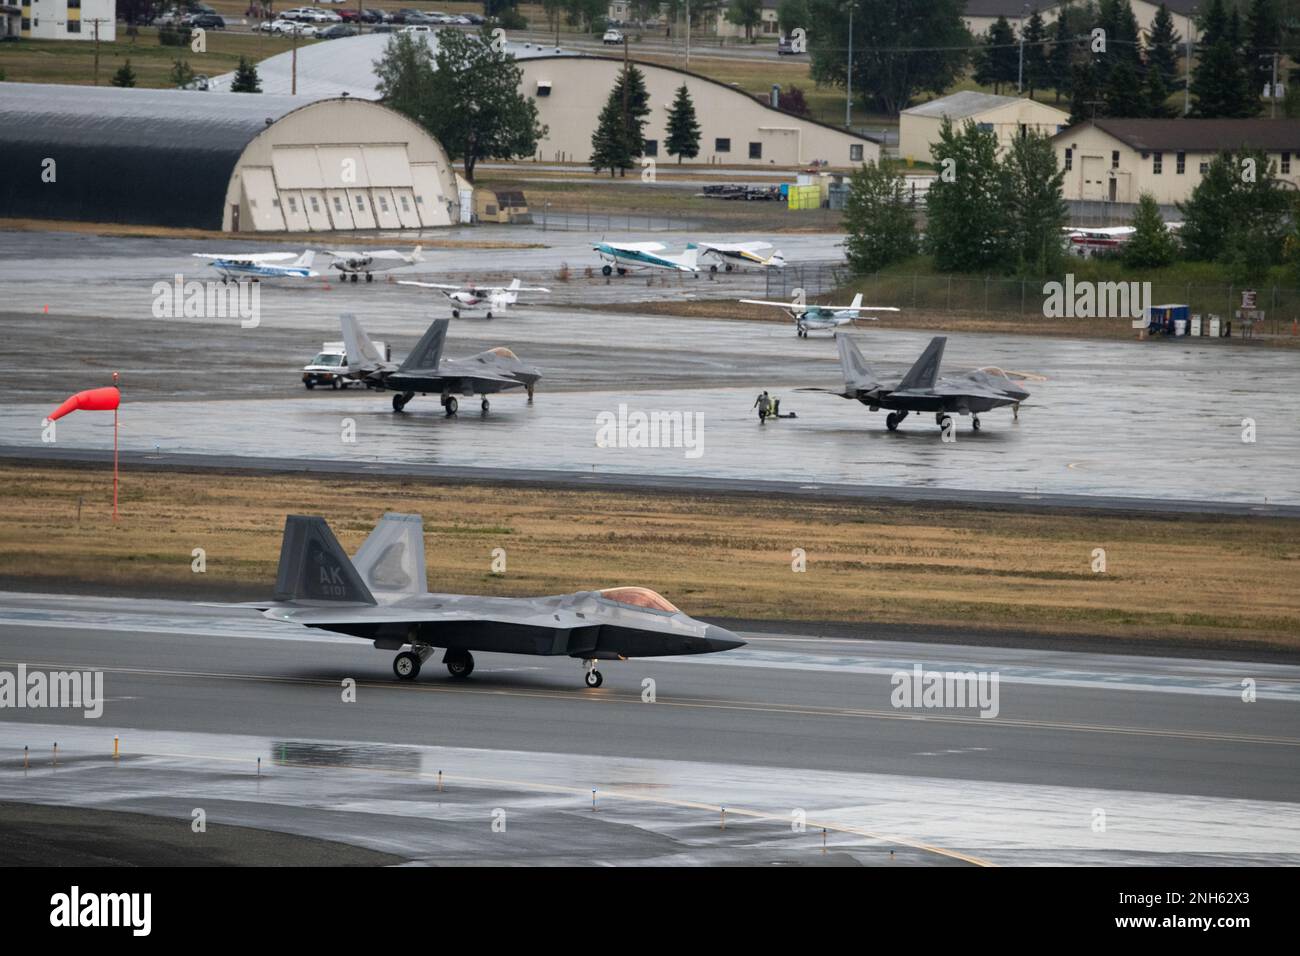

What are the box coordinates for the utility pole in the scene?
[93,18,102,85]
[1017,3,1027,94]
[1183,8,1195,115]
[291,25,298,95]
[845,1,853,127]
[685,0,691,70]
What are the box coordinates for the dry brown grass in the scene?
[2,464,1297,652]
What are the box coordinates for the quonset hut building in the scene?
[0,83,461,232]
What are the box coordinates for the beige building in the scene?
[17,0,116,40]
[900,91,1070,165]
[714,0,780,40]
[1053,119,1300,204]
[223,97,460,232]
[517,55,879,168]
[964,1,1194,43]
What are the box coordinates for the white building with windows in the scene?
[19,0,115,41]
[1052,119,1300,204]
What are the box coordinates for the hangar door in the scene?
[239,167,286,232]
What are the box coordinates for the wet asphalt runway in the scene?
[2,592,1297,865]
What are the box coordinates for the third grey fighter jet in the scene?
[232,513,745,688]
[341,314,540,415]
[813,334,1032,433]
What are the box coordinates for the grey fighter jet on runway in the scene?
[339,313,540,415]
[811,334,1032,433]
[239,513,745,688]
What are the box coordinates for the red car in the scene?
[338,8,361,21]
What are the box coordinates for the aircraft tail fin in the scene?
[836,334,878,390]
[295,250,316,269]
[339,313,385,370]
[680,243,699,270]
[897,336,946,392]
[398,318,449,372]
[411,245,423,262]
[849,292,863,310]
[272,516,377,606]
[352,513,427,603]
[766,250,786,268]
[507,278,521,292]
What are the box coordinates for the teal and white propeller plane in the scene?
[192,249,318,283]
[593,240,700,276]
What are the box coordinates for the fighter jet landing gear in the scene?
[480,397,490,412]
[393,644,434,680]
[972,414,981,432]
[392,392,414,412]
[445,649,475,679]
[452,308,461,318]
[582,659,604,688]
[441,395,458,416]
[936,413,953,433]
[885,410,909,431]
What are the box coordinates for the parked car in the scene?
[777,37,802,55]
[320,23,358,37]
[359,8,385,22]
[463,12,484,24]
[401,23,433,33]
[337,9,361,21]
[185,13,225,29]
[602,28,624,44]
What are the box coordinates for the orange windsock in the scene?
[48,386,120,421]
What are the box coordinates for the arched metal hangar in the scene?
[0,82,460,232]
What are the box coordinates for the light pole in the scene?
[1183,7,1196,116]
[845,1,853,127]
[1017,3,1028,94]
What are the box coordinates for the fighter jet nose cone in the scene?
[703,625,746,653]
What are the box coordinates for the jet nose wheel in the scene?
[452,309,460,318]
[393,651,421,680]
[584,669,604,688]
[393,392,412,412]
[886,412,900,431]
[972,415,981,431]
[481,398,490,412]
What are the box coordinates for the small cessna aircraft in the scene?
[192,249,318,282]
[593,240,699,276]
[697,241,786,272]
[740,293,899,337]
[1062,225,1134,257]
[396,277,550,318]
[327,246,423,283]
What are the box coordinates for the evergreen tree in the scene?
[842,160,919,273]
[1146,3,1181,88]
[1103,58,1146,116]
[1122,193,1178,268]
[924,118,1011,272]
[112,59,137,88]
[1047,8,1074,103]
[230,56,262,94]
[1003,131,1067,275]
[591,89,636,176]
[1144,64,1173,117]
[1191,0,1258,116]
[974,17,1019,95]
[1245,0,1282,102]
[664,84,702,163]
[606,64,651,172]
[1069,59,1102,123]
[1022,9,1049,97]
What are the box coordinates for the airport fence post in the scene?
[257,756,261,777]
[720,807,726,830]
[113,735,119,760]
[946,275,952,311]
[591,789,597,811]
[912,274,918,310]
[984,276,990,314]
[1021,279,1026,316]
[822,828,827,853]
[53,742,58,767]
[438,770,443,792]
[23,745,28,771]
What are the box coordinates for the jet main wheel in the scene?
[446,651,475,679]
[393,651,421,680]
[444,396,458,416]
[972,415,981,431]
[584,669,604,688]
[365,273,373,283]
[481,398,490,412]
[350,274,358,283]
[485,311,493,319]
[886,412,900,431]
[601,265,613,276]
[452,309,460,318]
[393,392,413,412]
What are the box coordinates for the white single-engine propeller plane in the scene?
[593,241,700,276]
[740,292,900,337]
[327,246,424,282]
[396,277,551,318]
[697,241,786,272]
[192,249,318,282]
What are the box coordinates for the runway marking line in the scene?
[4,658,1297,749]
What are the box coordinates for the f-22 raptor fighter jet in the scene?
[814,335,1032,433]
[234,513,745,688]
[340,314,540,415]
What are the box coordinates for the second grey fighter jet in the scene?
[812,334,1032,433]
[231,513,745,688]
[341,314,540,415]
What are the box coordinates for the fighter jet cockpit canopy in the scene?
[488,347,518,360]
[598,587,680,613]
